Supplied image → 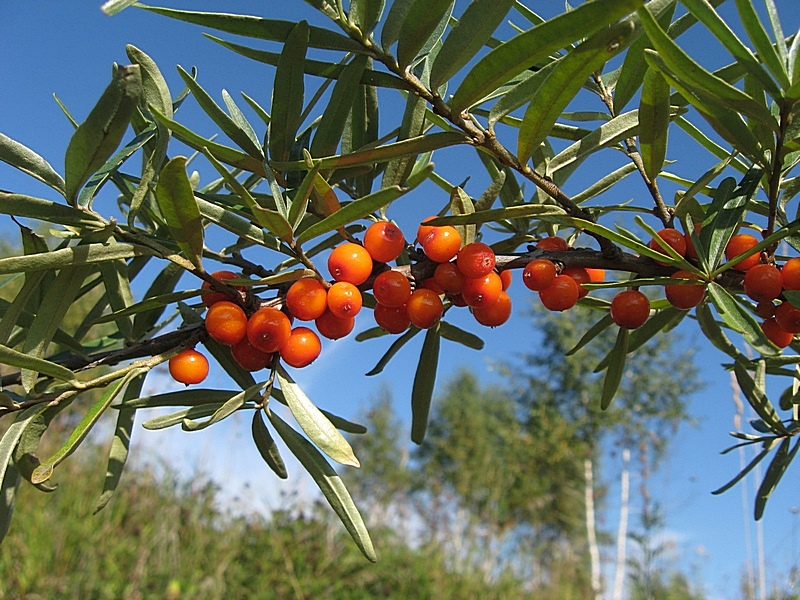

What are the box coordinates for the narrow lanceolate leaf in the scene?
[177,66,264,160]
[252,409,288,479]
[567,314,615,356]
[430,0,514,88]
[267,409,377,562]
[381,0,414,50]
[31,370,142,485]
[142,403,226,430]
[126,45,172,119]
[365,326,421,375]
[154,156,204,270]
[296,185,407,245]
[411,326,441,444]
[0,461,20,544]
[94,372,144,513]
[65,64,142,205]
[0,242,152,276]
[270,21,308,163]
[438,320,484,350]
[98,256,135,342]
[0,134,65,196]
[712,438,780,495]
[733,361,789,436]
[754,437,800,519]
[449,187,475,244]
[101,0,138,15]
[639,68,670,180]
[310,55,368,158]
[351,0,385,34]
[181,383,265,431]
[381,93,426,189]
[138,5,362,52]
[683,0,786,96]
[276,367,360,467]
[449,0,643,114]
[637,6,776,127]
[0,192,103,228]
[396,0,453,69]
[695,301,750,363]
[517,21,635,165]
[600,327,629,410]
[708,282,776,357]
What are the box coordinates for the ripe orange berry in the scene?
[372,270,412,307]
[744,263,783,303]
[201,270,244,308]
[472,291,512,327]
[610,290,650,329]
[433,262,466,294]
[364,221,405,263]
[586,268,605,283]
[499,269,512,290]
[169,348,209,385]
[522,259,557,292]
[461,272,503,308]
[230,336,273,371]
[406,288,444,329]
[649,228,687,265]
[562,265,591,299]
[285,277,328,321]
[327,281,363,319]
[782,257,800,290]
[328,242,373,285]
[280,326,322,368]
[421,225,462,263]
[539,275,580,311]
[664,270,706,310]
[775,301,800,334]
[417,216,438,242]
[456,242,496,278]
[536,236,568,252]
[374,303,411,334]
[315,309,355,340]
[761,317,794,348]
[247,307,292,353]
[205,300,248,346]
[725,233,760,271]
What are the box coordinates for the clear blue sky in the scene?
[3,1,800,597]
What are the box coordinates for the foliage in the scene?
[2,0,800,559]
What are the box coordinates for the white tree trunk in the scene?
[612,448,631,600]
[585,457,603,600]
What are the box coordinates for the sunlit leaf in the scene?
[639,68,670,180]
[0,133,65,196]
[438,320,484,350]
[733,361,789,436]
[396,0,453,69]
[65,64,142,205]
[269,21,308,163]
[411,326,440,444]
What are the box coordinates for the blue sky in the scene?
[3,1,800,597]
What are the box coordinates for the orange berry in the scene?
[448,293,468,307]
[434,262,466,294]
[201,270,244,308]
[205,300,248,346]
[725,233,760,271]
[372,270,412,307]
[610,290,650,329]
[761,317,794,348]
[280,326,322,368]
[230,336,273,371]
[562,265,591,298]
[327,281,363,319]
[315,309,355,340]
[522,259,557,292]
[539,275,579,311]
[744,264,783,303]
[374,303,411,334]
[456,242,496,278]
[755,301,776,319]
[782,258,800,290]
[328,242,373,285]
[472,291,512,327]
[499,269,513,290]
[169,348,209,385]
[406,288,444,329]
[364,221,406,263]
[586,268,605,283]
[665,270,706,310]
[461,272,503,308]
[247,307,292,353]
[775,301,800,334]
[649,228,687,265]
[536,236,568,252]
[421,225,462,263]
[285,277,328,321]
[417,216,438,242]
